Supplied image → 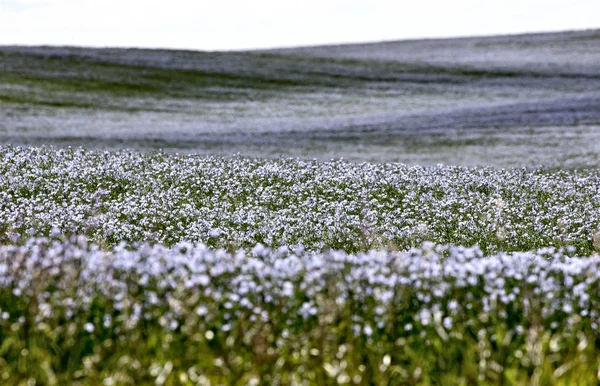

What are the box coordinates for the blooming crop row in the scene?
[0,238,599,384]
[1,145,599,254]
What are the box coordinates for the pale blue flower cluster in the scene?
[1,145,598,254]
[1,238,597,341]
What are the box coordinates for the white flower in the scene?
[443,317,453,329]
[84,323,95,333]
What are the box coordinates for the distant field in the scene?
[2,29,600,167]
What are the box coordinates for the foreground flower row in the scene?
[0,238,598,384]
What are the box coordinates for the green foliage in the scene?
[0,241,599,384]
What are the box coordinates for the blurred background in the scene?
[1,1,599,167]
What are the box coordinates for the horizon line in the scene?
[1,27,598,53]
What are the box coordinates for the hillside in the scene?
[2,29,600,166]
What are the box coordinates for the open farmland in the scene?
[1,238,600,385]
[2,29,600,385]
[2,29,600,167]
[0,146,600,384]
[2,146,600,254]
